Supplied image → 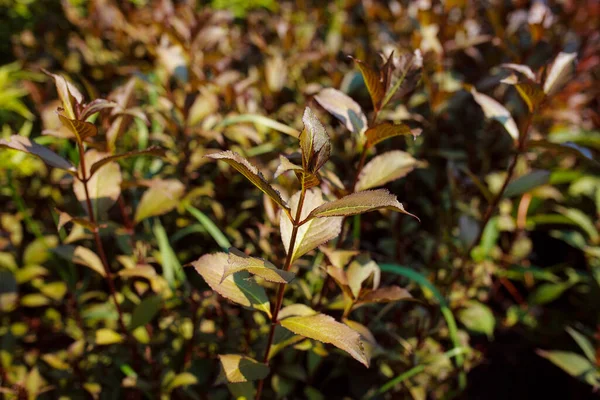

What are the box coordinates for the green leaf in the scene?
[185,205,232,251]
[95,328,123,345]
[39,282,67,301]
[20,294,50,307]
[306,189,417,220]
[365,122,416,148]
[565,327,596,363]
[129,295,162,332]
[0,135,76,172]
[470,88,519,141]
[457,301,495,338]
[355,150,421,191]
[555,206,599,242]
[299,107,330,173]
[206,150,289,212]
[314,88,368,135]
[222,248,295,284]
[218,354,270,383]
[73,150,122,218]
[164,372,198,392]
[134,179,185,223]
[153,219,185,287]
[280,188,342,262]
[23,235,58,266]
[279,312,369,367]
[543,52,577,96]
[503,170,551,198]
[537,350,596,380]
[190,253,271,317]
[89,146,166,177]
[528,282,569,305]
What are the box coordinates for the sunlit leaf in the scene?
[206,150,289,212]
[306,189,417,220]
[555,206,599,242]
[457,301,495,338]
[353,58,385,111]
[79,99,118,121]
[365,122,416,148]
[43,69,84,119]
[543,52,577,96]
[280,313,368,367]
[274,155,303,178]
[278,304,318,320]
[470,88,519,141]
[0,135,76,172]
[218,354,270,383]
[190,253,271,317]
[129,295,162,331]
[299,107,330,173]
[343,319,377,363]
[134,179,185,223]
[280,189,342,262]
[39,282,67,301]
[53,245,106,277]
[320,247,359,269]
[222,248,295,284]
[565,327,596,363]
[314,88,368,135]
[164,372,198,392]
[73,150,122,218]
[95,328,123,345]
[355,150,421,191]
[500,63,537,81]
[89,146,166,177]
[347,257,380,299]
[58,114,97,145]
[537,350,596,381]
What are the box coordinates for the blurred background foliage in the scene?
[0,0,599,399]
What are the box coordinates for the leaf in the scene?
[52,245,106,277]
[189,253,271,317]
[353,58,385,110]
[58,114,98,145]
[0,135,76,172]
[543,52,577,96]
[320,248,359,269]
[222,248,295,284]
[274,155,303,178]
[537,350,595,379]
[355,150,421,191]
[95,328,123,345]
[529,282,569,305]
[500,63,537,81]
[565,327,596,363]
[515,82,545,112]
[278,304,319,320]
[134,179,185,223]
[215,114,300,138]
[343,319,377,364]
[347,257,381,299]
[164,372,198,392]
[356,286,412,307]
[89,146,166,177]
[314,88,368,135]
[129,295,162,331]
[457,301,495,338]
[73,150,122,218]
[79,99,118,121]
[503,170,551,198]
[470,88,519,141]
[218,354,270,383]
[365,122,416,148]
[206,150,289,212]
[555,206,599,242]
[299,107,330,173]
[154,219,185,288]
[279,313,369,367]
[43,69,84,119]
[185,205,232,251]
[280,188,343,262]
[306,189,418,220]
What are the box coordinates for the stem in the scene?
[255,187,307,400]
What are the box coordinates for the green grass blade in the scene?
[185,205,232,251]
[215,114,300,138]
[154,219,185,288]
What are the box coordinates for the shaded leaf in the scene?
[470,88,519,141]
[365,122,416,148]
[355,150,421,191]
[457,301,495,338]
[129,295,162,331]
[218,354,270,383]
[347,257,381,299]
[306,189,417,220]
[280,189,342,262]
[206,150,289,212]
[500,63,536,81]
[299,107,330,173]
[555,206,599,242]
[528,282,569,305]
[538,350,596,380]
[544,52,577,95]
[52,245,106,277]
[314,88,367,135]
[216,114,300,138]
[566,327,596,363]
[279,313,369,367]
[504,170,551,198]
[356,286,412,306]
[223,248,295,284]
[274,155,302,178]
[0,135,76,172]
[134,179,185,223]
[190,253,271,317]
[343,319,377,363]
[58,114,97,147]
[89,146,166,177]
[353,58,385,110]
[515,82,545,112]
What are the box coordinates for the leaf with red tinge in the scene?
[0,135,76,172]
[356,286,412,307]
[314,88,367,135]
[352,57,386,111]
[365,122,416,148]
[89,146,166,177]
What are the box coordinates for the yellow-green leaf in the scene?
[346,257,381,299]
[218,354,270,383]
[314,88,367,135]
[164,372,198,392]
[134,179,185,223]
[355,150,421,191]
[20,294,50,307]
[95,328,123,345]
[39,282,67,301]
[190,253,271,317]
[280,189,343,262]
[73,246,106,277]
[129,295,162,331]
[470,88,519,141]
[206,150,289,212]
[279,313,369,367]
[0,135,76,172]
[365,122,415,148]
[222,248,295,284]
[306,189,417,220]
